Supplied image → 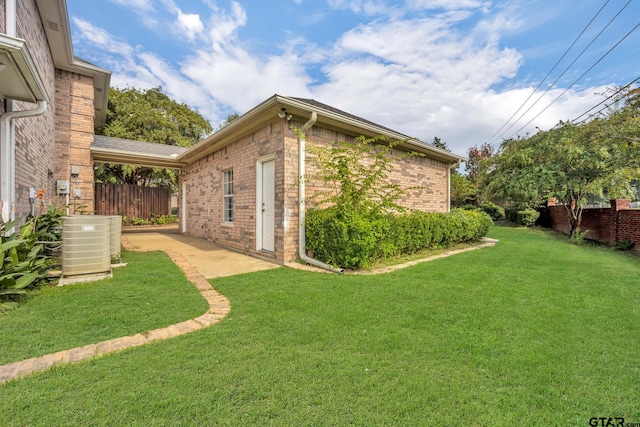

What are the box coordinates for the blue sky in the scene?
[67,0,640,155]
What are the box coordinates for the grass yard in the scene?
[0,250,208,365]
[1,227,639,426]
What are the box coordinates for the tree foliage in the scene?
[429,137,477,206]
[96,87,212,189]
[217,113,240,130]
[431,136,449,151]
[483,87,640,234]
[451,172,477,206]
[465,142,494,185]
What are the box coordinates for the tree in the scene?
[96,87,212,189]
[429,137,477,206]
[450,172,477,206]
[217,113,239,130]
[483,104,640,235]
[465,142,494,185]
[431,136,449,151]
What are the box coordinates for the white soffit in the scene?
[0,34,48,103]
[35,0,111,126]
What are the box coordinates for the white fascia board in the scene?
[0,34,49,103]
[35,0,111,127]
[179,94,466,165]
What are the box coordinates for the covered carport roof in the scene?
[91,135,187,168]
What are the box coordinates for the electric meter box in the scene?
[57,180,70,195]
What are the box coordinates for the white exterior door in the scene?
[260,159,275,251]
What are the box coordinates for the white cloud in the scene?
[71,18,135,58]
[177,11,204,40]
[205,1,247,50]
[326,0,392,15]
[108,0,153,10]
[71,0,623,155]
[181,48,312,113]
[107,0,157,28]
[406,0,490,11]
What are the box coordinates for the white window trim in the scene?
[222,168,233,224]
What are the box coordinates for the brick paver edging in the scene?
[0,242,230,384]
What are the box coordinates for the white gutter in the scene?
[1,101,48,222]
[6,0,16,37]
[2,0,49,222]
[298,111,345,274]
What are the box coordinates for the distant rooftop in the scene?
[91,135,187,168]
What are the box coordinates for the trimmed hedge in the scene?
[505,206,539,226]
[479,201,505,221]
[306,208,493,269]
[516,209,539,227]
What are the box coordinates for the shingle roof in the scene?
[92,135,188,157]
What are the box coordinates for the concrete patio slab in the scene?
[122,225,280,279]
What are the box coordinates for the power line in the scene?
[571,75,640,124]
[506,20,640,139]
[485,0,612,144]
[493,0,634,144]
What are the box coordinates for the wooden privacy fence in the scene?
[95,183,170,225]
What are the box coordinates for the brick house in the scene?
[178,95,464,265]
[1,0,109,222]
[3,1,465,268]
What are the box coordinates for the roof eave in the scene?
[0,34,49,103]
[35,0,111,127]
[92,147,186,169]
[178,95,281,163]
[276,96,465,163]
[179,94,466,164]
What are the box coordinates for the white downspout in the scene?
[6,0,17,37]
[1,101,48,222]
[298,111,345,274]
[1,0,49,222]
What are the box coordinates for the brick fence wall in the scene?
[547,199,640,252]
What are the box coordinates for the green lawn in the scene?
[1,227,639,426]
[0,250,208,365]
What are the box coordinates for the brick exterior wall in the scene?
[1,0,96,218]
[301,125,450,212]
[180,121,287,262]
[0,1,5,33]
[11,0,56,218]
[54,70,96,214]
[182,118,452,263]
[548,200,640,252]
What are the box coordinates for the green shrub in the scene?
[516,209,539,227]
[1,218,50,310]
[571,228,589,245]
[479,201,505,221]
[615,240,635,251]
[306,208,492,269]
[122,215,179,226]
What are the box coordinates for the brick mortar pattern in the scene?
[548,203,640,251]
[5,0,97,218]
[181,120,452,263]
